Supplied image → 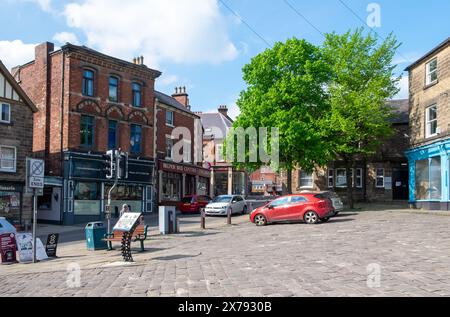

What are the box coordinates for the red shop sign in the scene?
[0,233,18,265]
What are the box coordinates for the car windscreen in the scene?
[212,196,232,203]
[182,197,194,203]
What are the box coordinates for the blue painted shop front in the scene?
[406,138,450,211]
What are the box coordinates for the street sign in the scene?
[27,159,45,189]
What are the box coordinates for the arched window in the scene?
[82,69,95,97]
[109,76,119,102]
[132,82,142,107]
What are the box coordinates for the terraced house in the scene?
[406,38,450,211]
[13,42,161,225]
[0,60,38,228]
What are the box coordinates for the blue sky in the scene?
[1,0,449,118]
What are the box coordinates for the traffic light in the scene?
[103,150,116,179]
[118,152,129,180]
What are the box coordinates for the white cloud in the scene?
[159,74,179,87]
[17,0,53,12]
[63,0,238,68]
[53,32,80,45]
[0,40,36,70]
[395,75,409,100]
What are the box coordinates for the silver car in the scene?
[301,191,344,215]
[205,195,247,216]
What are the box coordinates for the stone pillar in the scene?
[158,170,163,204]
[182,174,186,197]
[210,169,215,197]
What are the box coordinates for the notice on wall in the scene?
[384,177,393,190]
[15,233,48,263]
[113,213,142,233]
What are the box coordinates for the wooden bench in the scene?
[103,225,149,252]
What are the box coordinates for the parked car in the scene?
[301,191,344,216]
[178,195,212,214]
[250,194,335,226]
[205,195,247,216]
[0,217,17,235]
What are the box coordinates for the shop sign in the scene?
[160,161,211,178]
[0,233,17,264]
[16,233,48,263]
[45,233,59,258]
[128,162,153,184]
[113,213,142,233]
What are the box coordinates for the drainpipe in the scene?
[60,50,66,224]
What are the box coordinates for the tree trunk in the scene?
[346,160,355,210]
[287,168,293,195]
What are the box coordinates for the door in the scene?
[392,167,409,200]
[285,196,308,220]
[266,197,291,221]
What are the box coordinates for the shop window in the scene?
[73,182,100,216]
[214,172,228,196]
[162,172,181,202]
[415,159,430,200]
[197,177,209,196]
[299,170,313,189]
[232,172,245,195]
[430,157,442,200]
[0,146,16,173]
[1,103,11,123]
[104,184,143,213]
[80,115,94,148]
[376,169,385,188]
[37,188,53,210]
[0,189,21,220]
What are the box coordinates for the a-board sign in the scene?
[16,233,48,263]
[0,233,17,264]
[113,213,142,233]
[45,233,59,258]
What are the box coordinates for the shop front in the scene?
[406,139,450,211]
[212,167,248,197]
[63,152,155,225]
[158,160,211,206]
[0,182,24,227]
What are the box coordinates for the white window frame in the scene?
[166,110,174,127]
[425,58,438,86]
[183,140,192,163]
[0,146,17,173]
[328,169,334,188]
[426,104,438,138]
[165,136,174,160]
[355,168,363,189]
[336,168,347,188]
[376,168,385,188]
[1,103,11,124]
[299,170,314,189]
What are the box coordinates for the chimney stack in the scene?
[172,86,190,108]
[218,105,229,118]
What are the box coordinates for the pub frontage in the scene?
[62,152,155,225]
[158,160,211,207]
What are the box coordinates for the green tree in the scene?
[322,29,401,208]
[227,38,334,193]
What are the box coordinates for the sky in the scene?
[1,0,449,119]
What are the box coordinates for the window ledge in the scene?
[424,80,438,90]
[166,124,175,128]
[0,169,17,173]
[0,121,12,126]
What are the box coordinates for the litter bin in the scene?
[85,222,108,251]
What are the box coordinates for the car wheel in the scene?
[304,211,320,224]
[321,217,330,223]
[242,205,248,215]
[254,214,267,226]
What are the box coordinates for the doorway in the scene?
[392,167,409,200]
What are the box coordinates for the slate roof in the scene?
[386,99,409,124]
[200,112,233,140]
[405,37,450,71]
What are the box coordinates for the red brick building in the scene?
[155,88,210,207]
[14,42,161,225]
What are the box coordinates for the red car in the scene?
[250,194,335,226]
[178,195,212,214]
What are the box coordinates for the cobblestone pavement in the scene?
[2,209,450,297]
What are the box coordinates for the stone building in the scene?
[0,60,38,228]
[405,37,450,210]
[290,99,410,203]
[154,88,210,207]
[14,42,161,225]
